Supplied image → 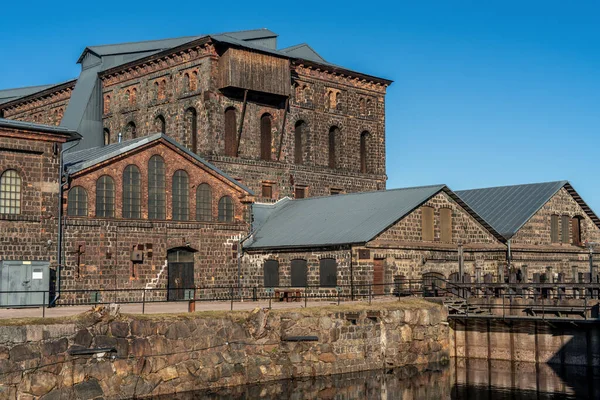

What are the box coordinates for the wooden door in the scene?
[373,259,385,295]
[167,249,195,301]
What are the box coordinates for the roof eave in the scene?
[292,59,393,86]
[0,80,77,110]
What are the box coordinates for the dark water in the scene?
[148,359,600,399]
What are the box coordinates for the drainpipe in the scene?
[350,249,354,300]
[52,140,80,306]
[507,239,512,272]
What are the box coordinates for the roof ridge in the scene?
[86,35,201,50]
[288,184,446,202]
[458,180,568,193]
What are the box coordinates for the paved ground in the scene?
[0,297,394,320]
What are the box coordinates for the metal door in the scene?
[373,259,385,295]
[0,261,49,307]
[167,249,195,301]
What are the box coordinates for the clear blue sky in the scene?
[1,1,598,210]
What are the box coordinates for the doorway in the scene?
[373,258,385,295]
[167,248,195,301]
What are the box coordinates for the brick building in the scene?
[0,29,392,201]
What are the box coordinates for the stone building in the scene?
[60,134,254,302]
[0,29,392,201]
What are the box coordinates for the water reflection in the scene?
[146,360,600,400]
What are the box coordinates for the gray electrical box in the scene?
[0,261,50,307]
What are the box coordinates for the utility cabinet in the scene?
[0,261,50,307]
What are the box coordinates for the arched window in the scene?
[0,170,21,214]
[67,186,87,217]
[224,108,237,156]
[158,79,166,101]
[263,260,279,287]
[319,258,337,287]
[155,115,166,133]
[294,120,307,165]
[103,128,110,145]
[366,99,372,116]
[359,98,366,115]
[131,88,137,106]
[327,91,334,109]
[95,175,115,218]
[218,196,234,222]
[260,114,272,161]
[335,92,343,110]
[185,107,198,153]
[148,155,166,220]
[124,89,130,105]
[172,170,189,221]
[360,131,369,173]
[191,71,198,91]
[328,126,339,169]
[126,122,137,139]
[196,183,212,221]
[153,81,159,99]
[123,165,141,219]
[103,95,111,114]
[183,73,190,92]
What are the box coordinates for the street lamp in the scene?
[586,241,597,282]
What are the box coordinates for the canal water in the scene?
[147,359,600,399]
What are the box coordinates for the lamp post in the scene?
[587,241,597,283]
[458,241,464,283]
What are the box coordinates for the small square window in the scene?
[262,184,273,199]
[294,186,307,199]
[330,188,343,195]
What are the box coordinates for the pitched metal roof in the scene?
[63,133,253,195]
[0,84,58,105]
[0,118,81,141]
[456,181,572,240]
[280,43,327,63]
[245,185,447,250]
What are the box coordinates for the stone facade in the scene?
[0,300,449,399]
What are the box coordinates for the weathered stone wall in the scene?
[0,300,449,399]
[0,82,74,126]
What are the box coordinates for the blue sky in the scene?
[1,1,598,210]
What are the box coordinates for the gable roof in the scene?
[280,43,327,63]
[0,84,59,105]
[244,185,503,250]
[63,133,253,195]
[0,118,81,141]
[456,181,600,240]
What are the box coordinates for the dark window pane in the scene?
[263,260,279,287]
[225,108,237,156]
[291,259,308,287]
[95,175,115,218]
[148,155,166,219]
[295,187,306,199]
[261,184,272,199]
[218,196,234,222]
[172,170,189,221]
[67,186,87,217]
[123,165,141,219]
[551,215,559,243]
[319,258,337,287]
[196,183,212,221]
[561,215,570,244]
[260,114,272,161]
[0,169,21,215]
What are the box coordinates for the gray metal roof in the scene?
[0,118,81,141]
[245,185,447,250]
[280,43,327,63]
[0,84,58,105]
[456,181,570,240]
[63,133,253,195]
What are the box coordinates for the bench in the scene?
[524,306,587,318]
[274,289,302,302]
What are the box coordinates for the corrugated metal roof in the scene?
[63,133,253,195]
[245,185,447,250]
[0,118,81,140]
[280,43,327,63]
[0,84,58,104]
[456,181,569,239]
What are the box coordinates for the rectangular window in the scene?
[263,260,279,287]
[440,208,452,243]
[294,186,307,199]
[261,184,273,199]
[421,206,434,241]
[572,217,581,246]
[291,259,308,287]
[561,215,570,244]
[330,188,343,195]
[319,258,337,287]
[551,215,559,243]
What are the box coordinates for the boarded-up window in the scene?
[196,183,212,222]
[172,170,189,221]
[224,108,237,156]
[294,186,307,199]
[123,165,141,219]
[95,175,115,218]
[291,259,308,287]
[561,215,570,244]
[261,184,273,199]
[551,215,559,243]
[328,126,338,169]
[260,114,272,161]
[0,169,21,215]
[360,131,369,173]
[218,196,234,222]
[67,186,87,217]
[440,208,452,243]
[319,258,337,287]
[148,155,166,220]
[294,120,306,164]
[572,217,582,246]
[263,260,279,287]
[421,206,434,241]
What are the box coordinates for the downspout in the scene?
[350,248,354,301]
[507,239,512,272]
[52,140,80,306]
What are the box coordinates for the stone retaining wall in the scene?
[0,299,449,399]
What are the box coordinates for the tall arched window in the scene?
[172,170,189,221]
[103,128,110,145]
[103,95,111,114]
[131,88,137,106]
[218,196,234,222]
[153,81,159,99]
[224,107,237,156]
[183,73,190,92]
[185,107,198,153]
[294,120,307,165]
[0,170,21,214]
[123,165,141,219]
[328,126,339,169]
[126,122,136,139]
[260,114,272,161]
[155,115,166,133]
[124,89,130,105]
[148,155,166,220]
[196,183,212,221]
[360,131,369,173]
[95,175,115,218]
[67,186,87,217]
[158,79,166,101]
[191,71,198,91]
